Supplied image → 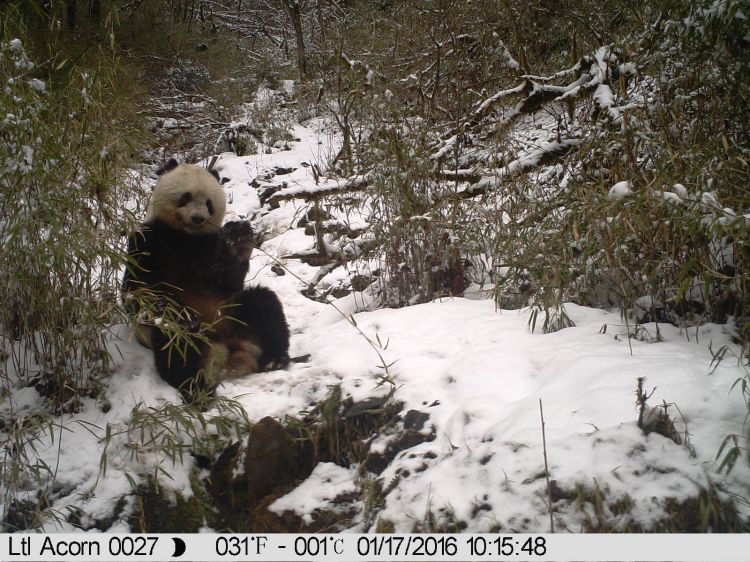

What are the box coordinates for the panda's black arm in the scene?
[210,243,251,292]
[210,221,253,292]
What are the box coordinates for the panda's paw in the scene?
[222,220,253,241]
[222,221,254,259]
[153,296,168,316]
[177,309,202,332]
[260,354,290,372]
[222,339,262,376]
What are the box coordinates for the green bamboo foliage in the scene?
[0,35,139,400]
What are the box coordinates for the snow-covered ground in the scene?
[5,117,750,533]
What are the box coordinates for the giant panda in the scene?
[122,160,290,397]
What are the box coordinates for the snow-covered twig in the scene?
[539,400,554,533]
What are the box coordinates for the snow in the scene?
[195,121,750,530]
[464,138,582,196]
[608,180,633,200]
[27,78,45,92]
[594,83,614,109]
[276,300,747,531]
[701,191,721,210]
[269,463,359,524]
[619,62,638,76]
[672,183,689,199]
[655,190,683,205]
[4,118,749,534]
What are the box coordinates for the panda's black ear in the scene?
[156,158,179,176]
[208,168,221,183]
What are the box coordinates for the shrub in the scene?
[0,18,143,526]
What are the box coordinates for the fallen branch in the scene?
[268,138,580,206]
[458,138,582,198]
[268,175,370,203]
[433,49,613,162]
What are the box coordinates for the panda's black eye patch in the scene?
[206,199,214,215]
[177,192,192,207]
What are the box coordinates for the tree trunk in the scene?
[66,0,77,29]
[281,0,307,82]
[316,0,325,41]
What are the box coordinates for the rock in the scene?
[639,405,681,444]
[297,207,332,228]
[244,417,303,502]
[343,395,390,419]
[286,252,332,267]
[258,185,282,207]
[329,285,352,299]
[200,399,408,531]
[206,418,316,531]
[2,499,40,532]
[209,441,242,510]
[130,476,215,533]
[375,518,396,532]
[351,275,374,292]
[363,410,435,474]
[403,409,430,431]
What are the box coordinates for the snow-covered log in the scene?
[268,174,370,202]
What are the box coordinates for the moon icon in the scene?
[171,537,186,557]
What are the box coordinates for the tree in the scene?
[280,0,307,81]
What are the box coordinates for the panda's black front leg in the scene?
[149,305,216,401]
[151,327,209,395]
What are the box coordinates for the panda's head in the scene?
[146,164,226,235]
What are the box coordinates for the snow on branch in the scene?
[269,138,578,205]
[434,48,616,163]
[460,138,582,198]
[274,48,610,205]
[268,175,370,202]
[471,82,527,123]
[436,168,483,184]
[521,55,593,82]
[497,39,521,71]
[467,54,597,120]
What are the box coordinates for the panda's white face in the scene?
[147,164,227,234]
[171,189,219,233]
